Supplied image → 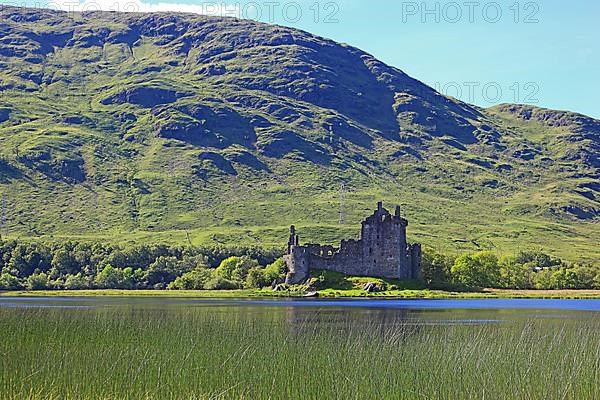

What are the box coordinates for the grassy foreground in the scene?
[2,288,600,299]
[0,302,598,399]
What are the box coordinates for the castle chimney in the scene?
[377,201,383,211]
[288,225,298,254]
[395,205,401,217]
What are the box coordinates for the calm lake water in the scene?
[1,296,598,322]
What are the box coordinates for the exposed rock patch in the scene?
[0,107,11,123]
[101,87,190,107]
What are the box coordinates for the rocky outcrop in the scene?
[101,87,190,108]
[19,151,85,183]
[0,107,11,123]
[153,104,257,149]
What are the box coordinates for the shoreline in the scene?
[2,289,600,299]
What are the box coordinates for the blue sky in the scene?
[246,0,599,117]
[3,0,599,117]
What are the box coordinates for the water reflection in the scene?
[0,301,95,309]
[0,296,598,329]
[1,297,599,311]
[283,306,416,337]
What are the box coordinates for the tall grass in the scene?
[0,303,598,399]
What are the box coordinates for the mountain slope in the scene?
[0,6,598,261]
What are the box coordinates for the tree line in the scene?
[422,251,600,290]
[0,240,284,291]
[0,240,598,291]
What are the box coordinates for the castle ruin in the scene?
[284,202,422,284]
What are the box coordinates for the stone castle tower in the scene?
[285,202,421,285]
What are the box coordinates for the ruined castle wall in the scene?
[305,244,338,258]
[336,240,365,275]
[410,244,422,279]
[360,215,410,279]
[285,203,422,284]
[301,240,360,276]
[300,218,415,280]
[284,246,310,284]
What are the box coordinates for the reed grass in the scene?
[0,304,598,399]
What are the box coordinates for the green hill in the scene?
[0,6,598,261]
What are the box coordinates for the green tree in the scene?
[25,272,49,290]
[0,272,21,290]
[204,276,241,290]
[214,256,259,284]
[242,258,286,289]
[421,252,453,287]
[499,256,531,289]
[7,243,51,278]
[123,267,144,289]
[144,256,192,289]
[64,273,92,290]
[548,265,599,289]
[550,268,579,289]
[245,268,268,289]
[532,269,553,289]
[451,252,500,288]
[50,248,79,278]
[516,251,561,269]
[570,264,599,289]
[168,268,213,290]
[95,264,125,289]
[263,258,287,284]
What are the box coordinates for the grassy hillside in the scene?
[0,7,598,261]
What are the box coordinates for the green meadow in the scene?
[1,9,599,264]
